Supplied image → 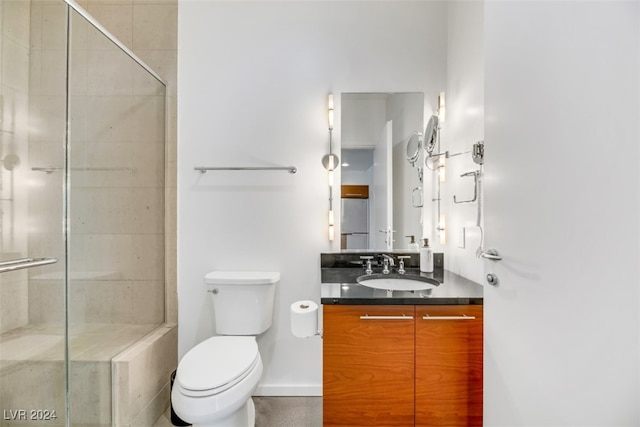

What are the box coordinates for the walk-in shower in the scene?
[0,0,172,425]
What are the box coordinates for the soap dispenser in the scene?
[406,235,419,252]
[420,238,434,273]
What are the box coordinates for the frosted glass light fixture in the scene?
[437,91,446,123]
[323,93,338,241]
[438,156,446,182]
[438,214,446,245]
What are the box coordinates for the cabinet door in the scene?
[323,305,415,426]
[415,305,483,427]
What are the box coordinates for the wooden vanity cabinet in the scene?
[415,305,483,427]
[323,304,483,427]
[323,305,416,426]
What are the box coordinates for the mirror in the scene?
[406,132,422,166]
[424,114,439,154]
[340,92,424,251]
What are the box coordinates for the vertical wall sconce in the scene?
[438,214,446,245]
[434,91,446,245]
[322,93,339,241]
[437,91,446,123]
[438,156,446,182]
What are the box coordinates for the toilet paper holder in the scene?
[291,300,323,338]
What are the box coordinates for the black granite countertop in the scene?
[320,252,483,305]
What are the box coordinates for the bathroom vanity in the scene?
[321,253,483,427]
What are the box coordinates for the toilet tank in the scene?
[205,271,279,335]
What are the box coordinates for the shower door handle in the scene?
[0,257,58,273]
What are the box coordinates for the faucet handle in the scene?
[360,256,374,275]
[397,256,411,275]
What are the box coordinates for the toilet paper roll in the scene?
[290,300,318,338]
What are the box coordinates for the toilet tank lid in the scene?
[204,271,280,285]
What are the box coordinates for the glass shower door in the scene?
[0,0,69,424]
[65,5,166,426]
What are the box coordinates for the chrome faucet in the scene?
[381,254,395,274]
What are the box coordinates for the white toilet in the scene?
[171,271,279,426]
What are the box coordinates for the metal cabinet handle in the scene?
[360,314,413,320]
[422,314,476,320]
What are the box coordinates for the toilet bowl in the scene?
[171,271,279,426]
[171,336,263,426]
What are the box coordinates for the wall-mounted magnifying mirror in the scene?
[424,115,439,154]
[406,132,422,166]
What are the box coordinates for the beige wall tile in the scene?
[27,94,66,144]
[29,1,43,50]
[3,0,31,47]
[126,326,177,419]
[69,361,112,425]
[41,3,67,50]
[69,48,89,96]
[112,360,131,425]
[134,49,176,95]
[86,95,135,143]
[0,271,29,333]
[83,234,134,280]
[71,188,134,235]
[41,49,67,96]
[131,142,165,187]
[86,3,133,48]
[85,281,133,323]
[130,382,170,426]
[0,361,65,417]
[132,4,177,50]
[87,49,135,96]
[131,188,164,234]
[131,281,164,324]
[131,95,165,142]
[130,233,164,281]
[2,39,29,92]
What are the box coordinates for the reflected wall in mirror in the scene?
[340,92,424,251]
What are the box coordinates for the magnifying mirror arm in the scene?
[424,151,447,171]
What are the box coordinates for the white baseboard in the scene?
[255,384,322,396]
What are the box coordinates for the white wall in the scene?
[439,1,485,283]
[484,1,639,425]
[177,0,446,395]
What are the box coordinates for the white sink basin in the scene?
[356,274,438,292]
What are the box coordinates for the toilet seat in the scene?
[176,336,259,398]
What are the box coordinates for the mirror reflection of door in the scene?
[373,121,393,250]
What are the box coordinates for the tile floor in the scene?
[154,397,322,427]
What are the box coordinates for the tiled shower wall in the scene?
[77,0,179,326]
[26,0,169,326]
